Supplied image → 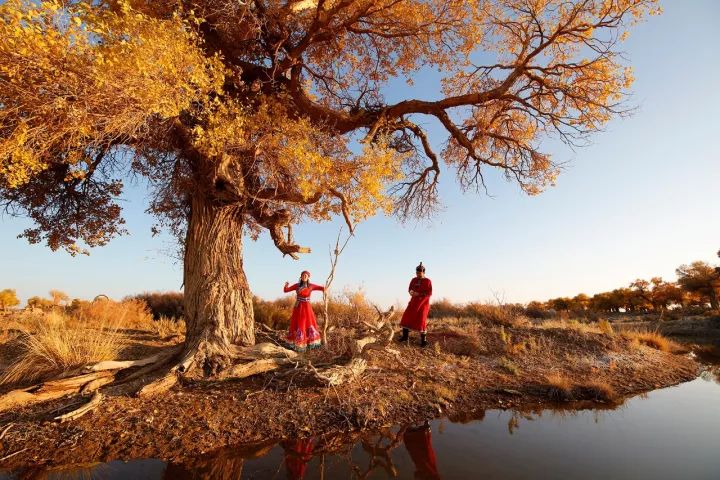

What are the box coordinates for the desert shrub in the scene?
[130,291,184,320]
[429,298,464,319]
[74,298,153,329]
[253,296,295,330]
[0,311,123,385]
[524,302,551,319]
[463,303,521,327]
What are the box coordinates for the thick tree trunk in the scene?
[183,193,255,374]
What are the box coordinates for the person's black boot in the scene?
[397,328,409,343]
[420,332,428,348]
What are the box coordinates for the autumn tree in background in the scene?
[0,0,659,374]
[676,262,720,310]
[0,289,20,312]
[27,296,53,311]
[49,289,70,307]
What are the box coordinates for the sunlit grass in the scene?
[0,312,124,385]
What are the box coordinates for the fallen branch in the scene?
[219,358,295,380]
[55,392,103,423]
[312,358,368,386]
[234,342,298,361]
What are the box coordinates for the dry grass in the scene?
[151,316,186,339]
[0,311,124,385]
[545,373,573,401]
[622,331,681,353]
[498,357,520,376]
[597,319,614,336]
[74,298,153,329]
[576,380,616,402]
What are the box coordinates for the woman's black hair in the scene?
[416,261,425,273]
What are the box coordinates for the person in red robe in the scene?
[403,422,441,479]
[398,262,433,347]
[281,437,315,480]
[284,270,324,351]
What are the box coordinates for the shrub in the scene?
[130,291,184,320]
[74,298,153,329]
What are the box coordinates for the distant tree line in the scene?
[531,253,719,317]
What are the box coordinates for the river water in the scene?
[2,355,719,479]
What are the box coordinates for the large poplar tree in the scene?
[0,0,659,374]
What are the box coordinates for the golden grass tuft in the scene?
[545,373,573,401]
[623,331,680,353]
[498,357,520,376]
[151,316,186,339]
[597,319,614,336]
[576,380,616,402]
[0,312,124,385]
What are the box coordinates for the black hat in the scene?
[416,262,425,272]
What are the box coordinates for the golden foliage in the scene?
[0,0,223,188]
[0,0,660,253]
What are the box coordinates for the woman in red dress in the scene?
[284,270,324,351]
[399,262,433,347]
[403,422,441,479]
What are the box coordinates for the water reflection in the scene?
[402,423,440,480]
[2,350,720,480]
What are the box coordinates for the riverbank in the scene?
[0,316,700,469]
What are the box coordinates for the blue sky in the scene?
[1,1,718,308]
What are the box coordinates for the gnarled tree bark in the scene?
[182,192,255,375]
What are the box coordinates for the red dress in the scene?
[403,423,441,479]
[282,438,315,479]
[400,277,432,332]
[284,282,324,351]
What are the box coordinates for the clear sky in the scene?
[1,1,718,308]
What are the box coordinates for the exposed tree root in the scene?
[55,392,103,423]
[137,371,178,398]
[0,371,114,413]
[85,351,175,372]
[0,308,399,419]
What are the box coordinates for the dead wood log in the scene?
[0,371,114,413]
[55,392,103,423]
[219,358,295,380]
[234,342,298,360]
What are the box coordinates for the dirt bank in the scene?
[0,319,699,469]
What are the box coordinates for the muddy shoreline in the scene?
[0,320,701,470]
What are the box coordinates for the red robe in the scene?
[403,424,441,479]
[400,277,432,332]
[284,282,324,351]
[282,438,315,480]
